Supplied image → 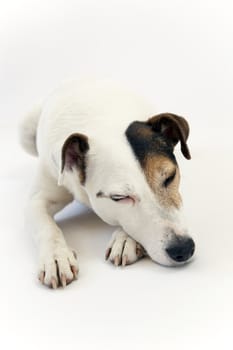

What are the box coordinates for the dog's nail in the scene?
[136,243,144,258]
[38,271,45,284]
[51,277,57,289]
[122,255,127,266]
[61,274,67,288]
[66,278,73,285]
[71,266,78,279]
[72,250,77,259]
[105,248,111,260]
[114,255,120,266]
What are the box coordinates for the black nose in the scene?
[166,237,195,263]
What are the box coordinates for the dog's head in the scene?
[60,113,195,266]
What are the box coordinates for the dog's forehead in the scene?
[125,121,176,166]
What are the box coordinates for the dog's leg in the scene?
[105,228,146,266]
[26,168,78,289]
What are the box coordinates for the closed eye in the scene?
[96,191,138,204]
[110,195,130,202]
[163,170,176,188]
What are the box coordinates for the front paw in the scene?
[38,246,79,289]
[105,229,145,266]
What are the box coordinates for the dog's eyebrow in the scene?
[96,191,105,198]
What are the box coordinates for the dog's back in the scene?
[20,80,155,179]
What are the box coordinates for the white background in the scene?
[1,1,233,349]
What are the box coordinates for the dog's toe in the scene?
[106,229,145,266]
[38,247,79,289]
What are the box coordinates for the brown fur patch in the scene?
[144,155,182,209]
[148,113,191,159]
[125,120,182,209]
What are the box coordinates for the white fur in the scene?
[19,104,41,156]
[20,80,192,288]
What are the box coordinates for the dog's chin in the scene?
[149,252,193,267]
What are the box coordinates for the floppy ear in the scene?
[147,113,191,159]
[59,133,89,185]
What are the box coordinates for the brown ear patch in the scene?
[125,120,177,168]
[125,120,182,209]
[148,113,191,159]
[61,133,89,184]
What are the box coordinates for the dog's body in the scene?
[20,80,195,288]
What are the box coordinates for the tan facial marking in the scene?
[144,155,182,209]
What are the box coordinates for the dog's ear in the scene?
[59,133,89,185]
[147,113,191,159]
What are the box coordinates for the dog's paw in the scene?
[105,229,145,266]
[38,246,78,289]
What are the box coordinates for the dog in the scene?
[20,80,195,289]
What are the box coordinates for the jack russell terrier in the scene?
[20,80,195,289]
